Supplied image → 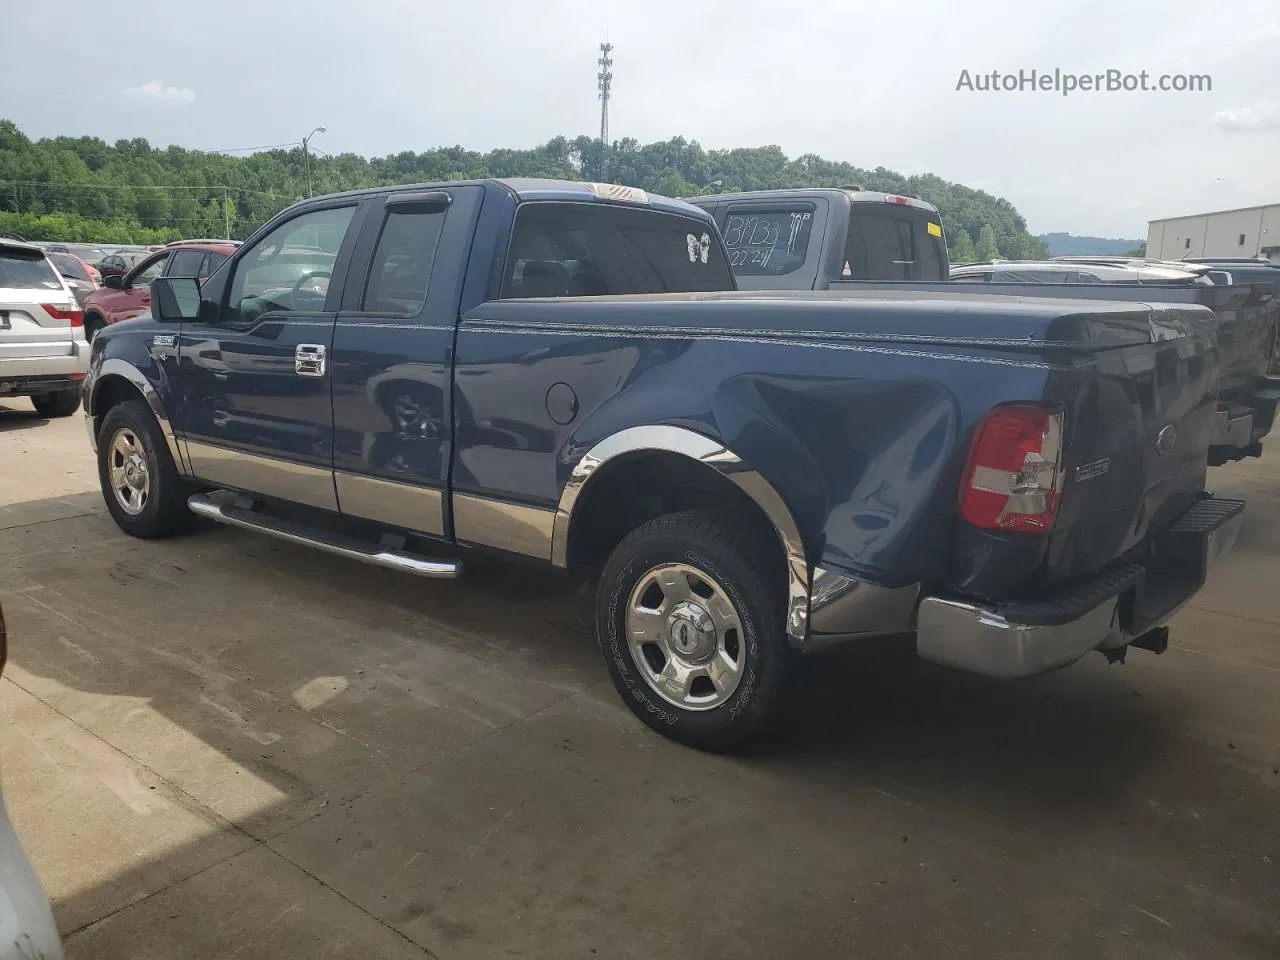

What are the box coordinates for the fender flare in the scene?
[551,425,810,641]
[88,357,188,473]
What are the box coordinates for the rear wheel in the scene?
[596,509,790,751]
[97,400,192,538]
[31,389,81,418]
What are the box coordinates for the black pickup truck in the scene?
[693,189,1280,466]
[83,179,1242,750]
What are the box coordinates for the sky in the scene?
[3,0,1279,238]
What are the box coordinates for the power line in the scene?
[199,141,303,154]
[0,179,286,198]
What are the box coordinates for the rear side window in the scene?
[0,250,62,290]
[844,210,948,281]
[48,253,89,281]
[201,252,229,279]
[362,208,447,314]
[502,202,733,299]
[167,249,206,277]
[721,208,814,276]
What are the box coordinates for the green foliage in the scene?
[1124,242,1147,257]
[975,224,1000,261]
[950,229,976,262]
[0,118,1045,255]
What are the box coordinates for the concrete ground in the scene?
[0,397,1276,960]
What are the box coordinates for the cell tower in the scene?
[597,42,613,178]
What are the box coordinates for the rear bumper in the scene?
[0,341,90,393]
[914,495,1244,678]
[1209,379,1280,464]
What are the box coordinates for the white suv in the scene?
[0,240,90,417]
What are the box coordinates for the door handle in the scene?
[295,343,326,377]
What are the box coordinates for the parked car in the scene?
[951,260,1215,285]
[0,239,87,416]
[82,241,237,341]
[84,179,1242,750]
[690,187,950,286]
[95,250,149,281]
[0,600,66,959]
[693,189,1278,468]
[46,252,98,307]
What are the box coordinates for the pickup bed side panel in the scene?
[450,303,1052,586]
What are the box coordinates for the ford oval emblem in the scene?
[1156,424,1178,456]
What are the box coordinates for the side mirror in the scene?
[151,277,202,322]
[103,274,123,289]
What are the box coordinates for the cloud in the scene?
[123,80,196,106]
[1213,102,1280,133]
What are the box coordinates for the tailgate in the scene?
[1044,303,1219,584]
[0,294,78,359]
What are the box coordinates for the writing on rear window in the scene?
[722,210,813,276]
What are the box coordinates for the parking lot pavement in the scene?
[0,396,1277,959]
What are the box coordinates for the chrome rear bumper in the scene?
[913,496,1244,679]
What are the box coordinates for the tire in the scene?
[31,388,81,418]
[596,509,790,751]
[97,399,192,539]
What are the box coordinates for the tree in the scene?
[0,117,1050,251]
[1124,242,1147,257]
[975,224,1000,261]
[950,229,976,262]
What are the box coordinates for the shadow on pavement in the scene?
[0,489,1275,959]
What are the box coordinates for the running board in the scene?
[187,492,460,579]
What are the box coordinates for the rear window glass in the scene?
[843,210,948,281]
[167,249,207,277]
[721,208,814,276]
[502,202,733,298]
[48,252,89,281]
[0,251,63,290]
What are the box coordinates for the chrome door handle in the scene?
[295,343,326,377]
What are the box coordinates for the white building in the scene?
[1146,202,1280,263]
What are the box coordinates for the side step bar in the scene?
[188,492,460,579]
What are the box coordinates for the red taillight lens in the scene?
[885,195,910,205]
[960,406,1066,533]
[41,304,83,327]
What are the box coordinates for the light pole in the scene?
[302,126,327,198]
[696,180,723,196]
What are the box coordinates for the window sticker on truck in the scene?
[686,233,712,264]
[927,222,943,237]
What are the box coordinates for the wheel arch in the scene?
[88,359,187,473]
[552,425,810,641]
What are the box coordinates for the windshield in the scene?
[843,207,948,281]
[0,250,63,290]
[502,202,734,298]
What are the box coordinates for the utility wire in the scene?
[0,180,286,198]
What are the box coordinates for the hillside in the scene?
[1039,232,1145,257]
[0,119,1046,258]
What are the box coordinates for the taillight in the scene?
[885,195,910,205]
[960,406,1066,533]
[41,304,83,327]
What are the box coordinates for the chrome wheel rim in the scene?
[108,428,150,516]
[625,563,746,711]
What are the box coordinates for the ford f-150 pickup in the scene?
[84,178,1243,750]
[692,188,1280,466]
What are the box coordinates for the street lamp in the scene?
[696,180,723,196]
[302,126,327,198]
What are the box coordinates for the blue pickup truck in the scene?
[84,178,1243,750]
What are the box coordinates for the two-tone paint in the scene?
[83,177,1224,657]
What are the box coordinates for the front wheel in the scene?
[596,509,790,751]
[97,400,193,538]
[31,388,81,418]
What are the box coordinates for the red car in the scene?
[82,241,238,341]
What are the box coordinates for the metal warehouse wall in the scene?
[1148,204,1280,259]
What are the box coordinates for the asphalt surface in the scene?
[0,397,1276,959]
